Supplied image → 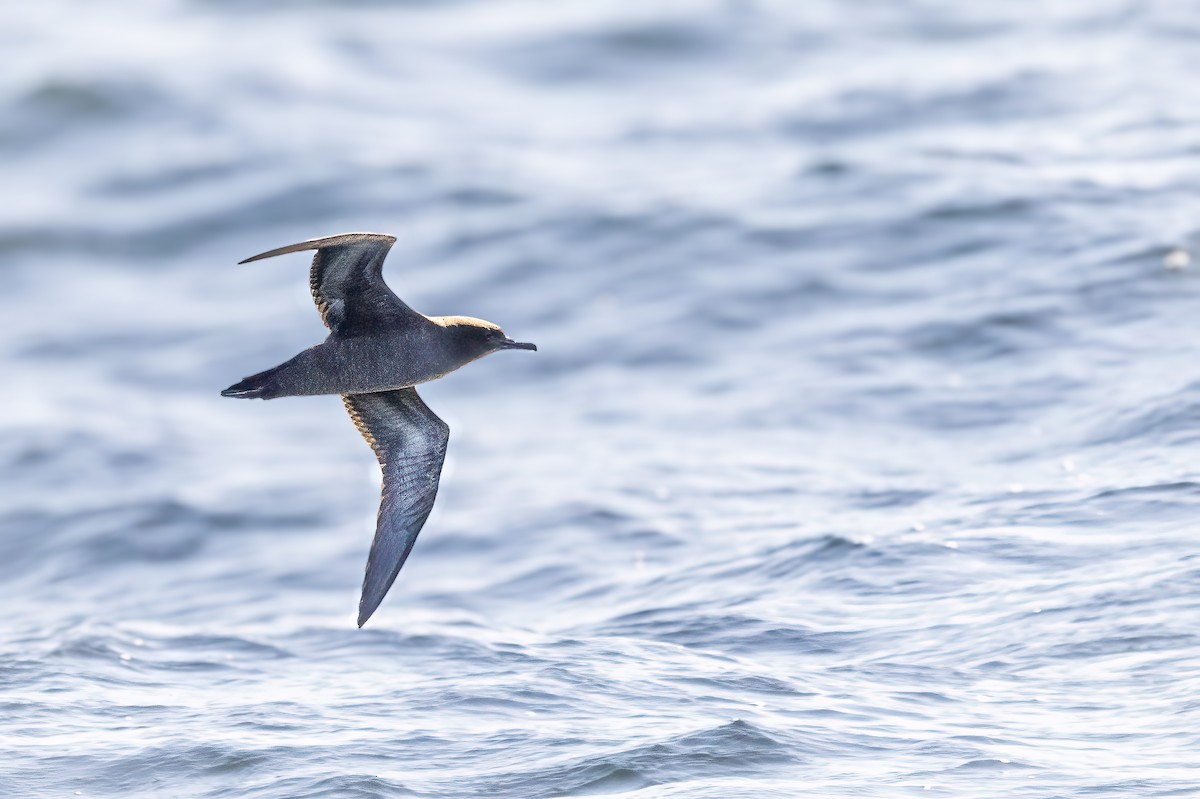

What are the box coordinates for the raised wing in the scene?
[343,387,450,627]
[239,232,424,336]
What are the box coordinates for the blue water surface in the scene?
[2,2,1199,797]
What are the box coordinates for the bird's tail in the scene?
[221,364,285,399]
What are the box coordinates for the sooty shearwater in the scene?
[221,232,536,626]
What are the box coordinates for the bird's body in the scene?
[226,318,505,398]
[222,232,535,626]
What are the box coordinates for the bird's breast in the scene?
[315,333,463,394]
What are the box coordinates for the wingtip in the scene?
[357,584,382,628]
[237,232,397,265]
[358,579,394,628]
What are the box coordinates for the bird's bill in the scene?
[501,338,538,351]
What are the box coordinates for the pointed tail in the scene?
[221,364,285,399]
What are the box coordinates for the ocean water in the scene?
[3,1,1199,796]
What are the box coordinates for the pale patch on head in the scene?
[434,315,500,331]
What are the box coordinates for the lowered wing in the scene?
[343,387,450,626]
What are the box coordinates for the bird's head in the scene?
[438,316,537,362]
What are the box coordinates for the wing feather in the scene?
[343,388,449,627]
[239,232,425,335]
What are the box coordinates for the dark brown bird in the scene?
[222,232,536,626]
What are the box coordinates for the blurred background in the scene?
[3,1,1199,797]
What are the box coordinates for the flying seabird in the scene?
[221,232,536,626]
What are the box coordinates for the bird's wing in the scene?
[239,232,426,336]
[343,387,450,627]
